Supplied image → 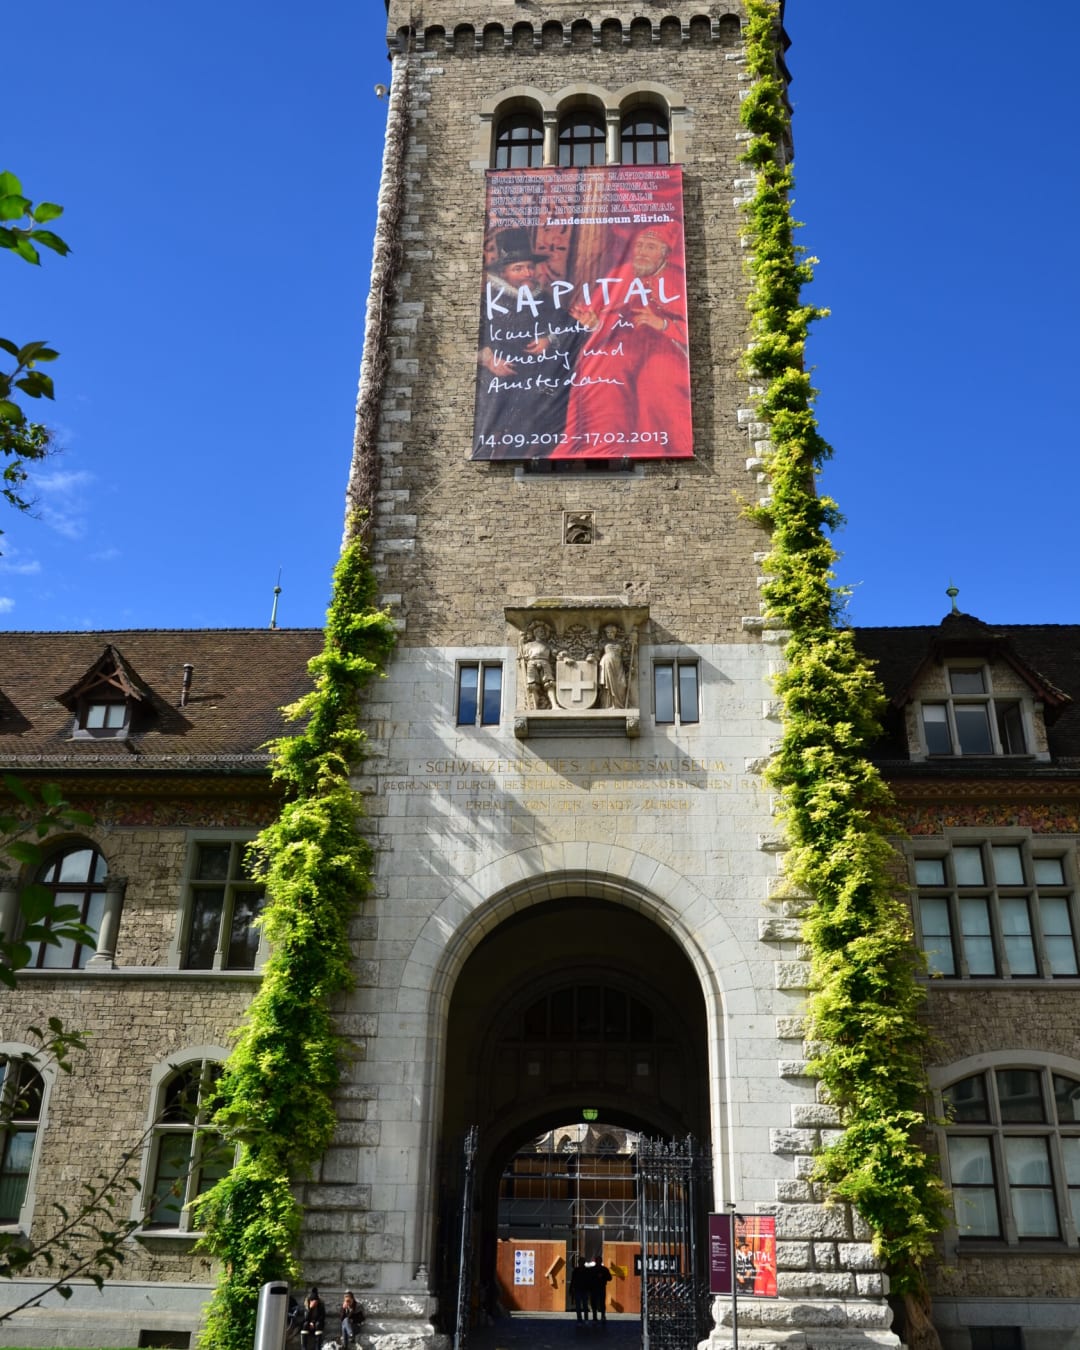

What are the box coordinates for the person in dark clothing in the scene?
[588,1261,611,1322]
[299,1286,326,1349]
[340,1289,363,1347]
[569,1256,591,1322]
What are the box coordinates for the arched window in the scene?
[31,844,108,969]
[620,107,670,165]
[144,1060,233,1230]
[558,109,606,166]
[944,1067,1080,1242]
[494,112,544,169]
[0,1057,44,1223]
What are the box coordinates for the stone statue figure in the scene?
[519,621,557,710]
[597,625,634,709]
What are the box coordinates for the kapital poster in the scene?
[472,164,692,461]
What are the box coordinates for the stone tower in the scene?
[322,5,900,1347]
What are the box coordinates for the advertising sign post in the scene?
[710,1210,778,1347]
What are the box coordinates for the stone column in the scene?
[86,874,127,969]
[542,111,558,167]
[605,109,621,164]
[0,873,18,944]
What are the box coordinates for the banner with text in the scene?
[709,1214,777,1298]
[472,164,692,462]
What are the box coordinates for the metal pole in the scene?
[727,1204,738,1350]
[639,1151,649,1350]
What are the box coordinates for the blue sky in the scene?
[4,3,1077,632]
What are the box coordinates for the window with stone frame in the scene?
[493,110,544,168]
[143,1060,234,1231]
[913,839,1077,979]
[942,1066,1080,1244]
[29,843,108,970]
[456,662,503,727]
[620,106,670,164]
[178,839,265,971]
[0,1056,44,1224]
[558,108,606,166]
[653,660,699,726]
[919,664,1028,756]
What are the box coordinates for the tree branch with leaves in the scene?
[0,170,68,524]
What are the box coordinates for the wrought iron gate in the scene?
[636,1136,712,1350]
[435,1126,479,1350]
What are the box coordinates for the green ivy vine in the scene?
[195,528,396,1350]
[741,0,947,1294]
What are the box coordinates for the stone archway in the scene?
[436,896,710,1328]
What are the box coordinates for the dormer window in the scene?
[57,643,153,741]
[921,666,1028,757]
[79,698,130,736]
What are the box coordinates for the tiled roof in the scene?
[0,629,323,771]
[854,616,1080,765]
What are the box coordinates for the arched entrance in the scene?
[435,896,712,1338]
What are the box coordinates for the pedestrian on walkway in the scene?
[587,1261,611,1322]
[569,1257,590,1322]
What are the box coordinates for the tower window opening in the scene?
[558,110,606,167]
[620,108,669,165]
[494,112,544,169]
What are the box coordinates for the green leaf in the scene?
[13,236,39,264]
[0,399,26,424]
[29,229,70,257]
[0,337,20,359]
[0,193,31,221]
[6,840,43,866]
[17,340,55,365]
[0,171,22,196]
[3,773,36,804]
[15,371,55,400]
[19,883,56,921]
[31,201,64,224]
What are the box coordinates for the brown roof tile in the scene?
[0,629,323,772]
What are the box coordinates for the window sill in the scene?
[134,1228,201,1250]
[954,1238,1076,1254]
[15,966,264,981]
[922,976,1080,987]
[514,708,640,739]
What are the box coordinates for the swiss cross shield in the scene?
[555,654,599,710]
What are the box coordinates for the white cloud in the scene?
[35,468,95,540]
[36,469,93,494]
[0,550,41,575]
[0,597,15,614]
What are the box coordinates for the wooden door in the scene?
[604,1241,641,1315]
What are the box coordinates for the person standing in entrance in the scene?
[588,1260,612,1322]
[569,1256,590,1323]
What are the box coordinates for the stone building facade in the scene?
[858,614,1080,1350]
[0,630,321,1347]
[323,3,898,1348]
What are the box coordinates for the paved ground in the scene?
[469,1313,641,1350]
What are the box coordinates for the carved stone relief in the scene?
[507,602,647,736]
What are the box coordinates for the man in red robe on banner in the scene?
[555,221,692,458]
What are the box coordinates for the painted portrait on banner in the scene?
[472,164,693,461]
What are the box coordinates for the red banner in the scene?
[472,165,692,461]
[735,1215,777,1298]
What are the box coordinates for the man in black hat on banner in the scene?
[473,227,584,459]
